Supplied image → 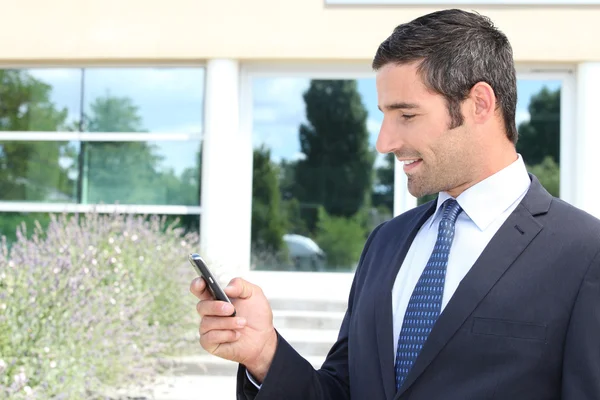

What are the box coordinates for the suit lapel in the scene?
[375,201,437,400]
[395,175,551,399]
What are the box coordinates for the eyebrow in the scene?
[378,102,421,112]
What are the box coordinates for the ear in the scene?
[467,81,496,124]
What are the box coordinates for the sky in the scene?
[26,67,561,176]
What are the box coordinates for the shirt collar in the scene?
[428,154,531,231]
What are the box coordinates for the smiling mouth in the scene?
[402,158,423,171]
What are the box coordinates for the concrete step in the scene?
[171,353,326,376]
[180,327,338,374]
[272,309,345,330]
[185,328,339,357]
[152,375,237,399]
[281,327,339,357]
[268,298,348,312]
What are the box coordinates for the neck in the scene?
[446,141,518,198]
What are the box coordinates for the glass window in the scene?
[0,140,78,202]
[82,68,204,133]
[516,79,561,197]
[416,78,562,204]
[250,77,392,272]
[81,140,201,206]
[0,66,204,211]
[0,68,82,132]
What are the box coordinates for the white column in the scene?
[200,59,253,276]
[575,63,600,219]
[393,159,418,216]
[559,73,577,206]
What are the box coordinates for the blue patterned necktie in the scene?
[394,199,463,391]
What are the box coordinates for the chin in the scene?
[407,181,438,199]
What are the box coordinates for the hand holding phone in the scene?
[188,253,236,316]
[189,265,278,383]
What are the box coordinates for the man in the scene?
[191,9,600,399]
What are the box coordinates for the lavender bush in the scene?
[0,212,200,399]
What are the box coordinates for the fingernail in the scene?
[222,303,234,314]
[237,318,246,327]
[235,331,241,339]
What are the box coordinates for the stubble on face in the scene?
[403,126,474,198]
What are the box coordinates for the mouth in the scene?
[401,158,423,172]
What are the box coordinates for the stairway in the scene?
[147,271,353,399]
[172,297,347,378]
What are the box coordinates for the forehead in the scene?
[375,62,440,108]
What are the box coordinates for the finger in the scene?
[200,329,241,353]
[196,299,236,318]
[224,277,256,300]
[200,316,247,335]
[190,277,212,301]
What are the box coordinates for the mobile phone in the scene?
[188,253,236,316]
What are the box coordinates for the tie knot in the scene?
[441,199,462,224]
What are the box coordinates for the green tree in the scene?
[527,155,560,197]
[517,86,561,196]
[81,94,201,206]
[82,94,171,205]
[0,70,76,203]
[372,152,395,213]
[517,86,560,166]
[314,207,367,270]
[293,80,375,232]
[251,145,287,257]
[0,70,77,242]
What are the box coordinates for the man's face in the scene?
[375,62,475,198]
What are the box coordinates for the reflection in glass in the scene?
[81,141,201,206]
[0,68,82,131]
[82,68,205,133]
[0,141,78,202]
[516,80,561,197]
[251,77,392,272]
[0,212,199,244]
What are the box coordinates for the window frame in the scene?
[240,62,577,214]
[0,63,206,216]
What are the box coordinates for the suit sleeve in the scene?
[561,249,600,399]
[235,222,385,400]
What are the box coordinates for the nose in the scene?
[375,118,403,155]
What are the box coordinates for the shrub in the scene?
[0,212,200,399]
[314,207,367,271]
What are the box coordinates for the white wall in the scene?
[1,0,600,63]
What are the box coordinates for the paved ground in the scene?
[151,374,237,400]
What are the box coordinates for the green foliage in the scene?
[0,213,53,243]
[372,152,395,214]
[0,212,199,399]
[0,70,77,203]
[517,86,560,166]
[526,156,560,197]
[418,193,438,206]
[0,70,70,132]
[251,146,287,255]
[281,198,309,236]
[293,80,375,232]
[81,94,200,206]
[314,207,367,271]
[517,85,560,197]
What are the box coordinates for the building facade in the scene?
[1,0,599,294]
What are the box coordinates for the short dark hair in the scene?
[372,9,518,144]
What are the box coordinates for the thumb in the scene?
[224,277,255,300]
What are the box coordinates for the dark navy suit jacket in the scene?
[237,175,600,399]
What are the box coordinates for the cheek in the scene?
[410,121,447,154]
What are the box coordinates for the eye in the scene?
[402,114,416,120]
